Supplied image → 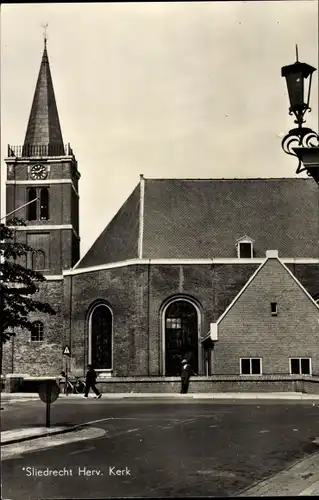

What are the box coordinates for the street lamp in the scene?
[281,45,319,183]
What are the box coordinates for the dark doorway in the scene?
[90,305,112,369]
[165,300,198,376]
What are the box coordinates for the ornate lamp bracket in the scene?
[281,127,319,173]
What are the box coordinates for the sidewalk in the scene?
[1,426,76,445]
[238,446,319,496]
[2,391,319,402]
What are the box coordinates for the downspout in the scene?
[69,273,73,371]
[138,175,149,374]
[138,174,145,260]
[147,262,150,376]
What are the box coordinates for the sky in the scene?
[1,1,318,259]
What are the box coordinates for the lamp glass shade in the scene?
[281,62,316,112]
[285,71,304,109]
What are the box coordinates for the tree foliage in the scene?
[0,219,56,344]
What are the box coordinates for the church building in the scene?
[3,41,319,392]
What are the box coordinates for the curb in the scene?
[2,392,319,401]
[1,423,87,446]
[235,448,319,496]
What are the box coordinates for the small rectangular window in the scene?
[290,358,311,375]
[239,242,252,258]
[240,358,261,375]
[271,302,278,316]
[31,322,44,342]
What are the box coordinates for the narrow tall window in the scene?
[31,321,44,342]
[271,302,278,316]
[40,188,49,220]
[27,188,37,221]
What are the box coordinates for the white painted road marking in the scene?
[2,427,106,461]
[69,446,96,455]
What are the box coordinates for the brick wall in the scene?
[5,156,80,276]
[68,263,258,377]
[68,265,149,377]
[147,263,258,375]
[2,280,64,376]
[215,258,319,375]
[91,375,319,394]
[5,259,318,379]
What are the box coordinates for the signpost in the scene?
[38,379,60,428]
[63,345,71,395]
[63,345,71,356]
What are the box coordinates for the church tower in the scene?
[5,38,80,275]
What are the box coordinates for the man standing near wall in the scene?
[180,359,194,394]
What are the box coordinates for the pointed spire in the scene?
[23,34,64,156]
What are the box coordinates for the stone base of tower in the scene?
[2,339,62,377]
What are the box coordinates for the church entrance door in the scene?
[164,300,198,376]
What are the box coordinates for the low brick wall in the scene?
[301,377,319,394]
[4,376,60,393]
[96,375,316,394]
[4,374,319,394]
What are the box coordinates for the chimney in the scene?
[266,250,279,258]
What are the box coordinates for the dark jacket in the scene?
[181,363,194,381]
[86,368,97,384]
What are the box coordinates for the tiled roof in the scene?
[76,184,140,268]
[76,177,319,268]
[23,42,64,150]
[143,178,319,259]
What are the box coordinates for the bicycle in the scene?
[60,372,86,395]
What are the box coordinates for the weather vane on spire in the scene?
[42,23,48,46]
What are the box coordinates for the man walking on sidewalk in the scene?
[83,364,102,399]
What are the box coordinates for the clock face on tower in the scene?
[30,164,48,180]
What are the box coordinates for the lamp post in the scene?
[281,45,319,183]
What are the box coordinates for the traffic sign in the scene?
[63,345,71,356]
[39,380,60,404]
[38,380,60,428]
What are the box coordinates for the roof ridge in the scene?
[142,177,309,181]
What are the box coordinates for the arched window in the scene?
[88,304,113,370]
[32,250,45,270]
[27,188,37,221]
[40,188,49,220]
[31,321,44,342]
[163,299,200,376]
